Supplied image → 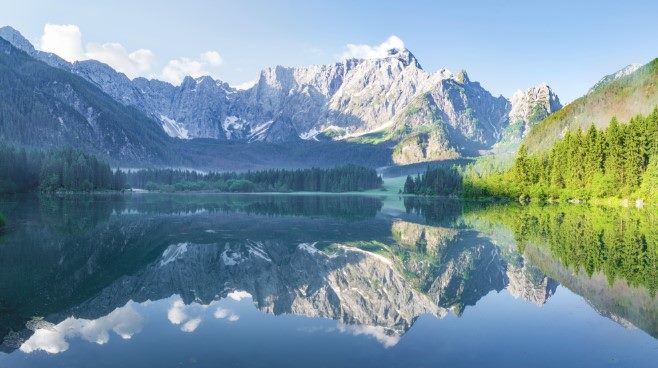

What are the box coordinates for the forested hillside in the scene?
[0,144,126,193]
[524,59,658,153]
[0,38,173,163]
[465,110,658,202]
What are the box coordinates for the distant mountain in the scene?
[494,83,562,152]
[523,59,658,153]
[0,26,562,166]
[0,36,173,163]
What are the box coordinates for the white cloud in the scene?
[340,35,405,60]
[85,42,155,78]
[181,318,202,333]
[214,307,230,319]
[159,50,223,85]
[227,290,251,301]
[20,303,143,354]
[37,23,223,83]
[38,23,155,78]
[232,79,257,90]
[167,299,188,324]
[213,307,239,321]
[39,24,85,62]
[337,324,400,348]
[201,51,222,66]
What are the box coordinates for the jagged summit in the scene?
[385,47,422,68]
[509,83,562,123]
[454,69,469,84]
[492,83,562,152]
[524,58,658,153]
[0,25,71,70]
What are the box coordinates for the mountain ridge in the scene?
[0,27,558,146]
[0,25,566,167]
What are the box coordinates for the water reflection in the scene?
[0,194,656,365]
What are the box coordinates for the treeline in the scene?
[0,144,126,193]
[126,165,382,193]
[465,109,658,202]
[403,166,462,196]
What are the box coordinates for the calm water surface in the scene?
[0,194,656,367]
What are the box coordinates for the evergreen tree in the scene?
[0,143,123,193]
[640,156,658,200]
[465,109,658,202]
[404,175,415,194]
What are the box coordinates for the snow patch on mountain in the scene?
[298,242,321,255]
[221,249,245,266]
[160,243,190,266]
[222,116,247,140]
[160,115,189,139]
[248,120,274,142]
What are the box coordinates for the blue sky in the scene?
[2,0,657,102]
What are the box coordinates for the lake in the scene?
[0,194,656,367]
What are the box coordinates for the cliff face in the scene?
[495,83,562,151]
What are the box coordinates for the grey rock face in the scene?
[72,62,235,140]
[496,83,562,151]
[242,50,511,151]
[506,259,558,305]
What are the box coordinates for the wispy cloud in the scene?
[85,42,154,77]
[159,51,223,85]
[37,23,223,84]
[39,24,155,78]
[20,303,143,354]
[231,79,257,90]
[339,35,405,60]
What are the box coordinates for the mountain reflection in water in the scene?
[0,194,656,367]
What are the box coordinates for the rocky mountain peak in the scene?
[0,26,34,53]
[454,69,470,84]
[493,83,562,151]
[386,47,422,69]
[509,83,561,124]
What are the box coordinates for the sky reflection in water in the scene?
[0,194,656,367]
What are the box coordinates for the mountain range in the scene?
[0,26,563,168]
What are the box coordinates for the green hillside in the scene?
[524,59,658,153]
